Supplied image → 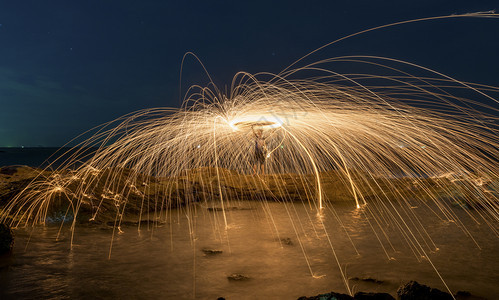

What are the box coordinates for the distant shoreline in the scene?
[0,147,98,169]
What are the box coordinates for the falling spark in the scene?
[1,12,498,297]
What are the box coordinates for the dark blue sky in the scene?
[0,1,498,147]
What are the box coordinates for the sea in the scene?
[0,147,95,169]
[0,148,497,299]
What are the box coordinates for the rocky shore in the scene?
[297,281,486,300]
[1,165,496,227]
[1,165,494,299]
[0,223,13,255]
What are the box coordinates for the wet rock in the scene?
[202,248,223,255]
[281,237,293,245]
[349,277,384,284]
[297,291,353,300]
[354,292,394,300]
[456,291,471,298]
[397,281,452,300]
[455,290,487,300]
[105,220,166,227]
[138,219,166,226]
[227,274,250,281]
[298,291,396,300]
[46,210,74,223]
[207,206,252,212]
[107,221,137,227]
[0,223,14,254]
[208,207,236,212]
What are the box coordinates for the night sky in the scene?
[0,1,498,147]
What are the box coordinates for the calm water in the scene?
[0,201,497,299]
[0,147,96,169]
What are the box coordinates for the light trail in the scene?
[1,12,498,297]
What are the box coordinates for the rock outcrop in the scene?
[397,281,453,300]
[298,291,353,300]
[1,165,496,226]
[354,292,395,300]
[0,223,14,254]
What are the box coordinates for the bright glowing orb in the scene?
[229,115,284,131]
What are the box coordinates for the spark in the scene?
[1,12,498,298]
[3,63,496,293]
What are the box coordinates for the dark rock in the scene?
[297,292,353,300]
[349,277,384,284]
[455,290,487,300]
[107,221,139,227]
[138,220,166,226]
[207,206,252,212]
[208,207,236,212]
[354,292,394,300]
[227,274,250,281]
[281,237,293,245]
[0,223,14,254]
[105,220,165,227]
[217,298,225,300]
[0,166,18,176]
[456,291,471,297]
[202,248,223,255]
[397,281,453,300]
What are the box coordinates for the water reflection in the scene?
[0,202,497,299]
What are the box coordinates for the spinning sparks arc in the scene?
[1,12,498,297]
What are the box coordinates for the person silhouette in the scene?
[252,126,267,174]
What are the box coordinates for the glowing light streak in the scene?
[1,12,498,297]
